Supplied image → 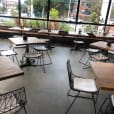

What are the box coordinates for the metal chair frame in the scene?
[79,48,108,69]
[0,49,19,65]
[66,60,99,114]
[34,44,52,65]
[21,46,46,73]
[98,95,114,114]
[71,40,85,51]
[0,87,27,114]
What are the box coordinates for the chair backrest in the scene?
[0,87,27,114]
[67,59,74,89]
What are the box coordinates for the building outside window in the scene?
[0,0,113,34]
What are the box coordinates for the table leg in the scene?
[20,45,34,67]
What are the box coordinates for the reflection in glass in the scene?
[21,0,48,19]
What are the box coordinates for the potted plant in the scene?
[48,8,59,30]
[11,9,19,26]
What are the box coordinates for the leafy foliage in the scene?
[11,9,18,16]
[49,8,59,19]
[26,20,47,29]
[111,6,114,18]
[3,20,15,26]
[89,12,98,23]
[59,23,71,31]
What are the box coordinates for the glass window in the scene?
[24,19,47,29]
[0,0,111,29]
[82,24,105,34]
[0,0,19,17]
[49,0,78,22]
[21,0,48,19]
[48,21,76,31]
[0,17,17,27]
[78,0,107,24]
[108,0,114,25]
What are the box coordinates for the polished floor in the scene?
[0,38,113,114]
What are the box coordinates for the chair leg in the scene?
[65,96,78,114]
[12,55,15,62]
[41,54,46,73]
[67,89,71,96]
[95,89,100,104]
[15,55,20,65]
[65,92,80,114]
[98,95,110,114]
[79,50,91,69]
[21,54,25,65]
[46,51,52,64]
[23,105,27,114]
[82,57,91,69]
[92,93,96,114]
[79,50,86,64]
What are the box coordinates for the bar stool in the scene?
[22,51,45,73]
[71,40,84,51]
[34,45,52,65]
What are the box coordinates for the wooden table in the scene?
[8,37,48,46]
[8,37,49,67]
[90,41,114,52]
[0,56,24,81]
[90,61,114,113]
[90,61,114,90]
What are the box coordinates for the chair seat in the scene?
[66,59,99,114]
[24,53,42,58]
[86,48,99,53]
[1,50,17,56]
[108,50,114,54]
[34,46,48,51]
[91,53,109,61]
[74,77,97,92]
[73,40,84,44]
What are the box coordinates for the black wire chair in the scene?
[0,87,27,114]
[66,59,99,114]
[79,48,108,69]
[34,43,52,66]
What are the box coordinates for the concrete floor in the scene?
[0,38,113,114]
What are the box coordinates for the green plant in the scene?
[0,6,7,13]
[49,8,59,19]
[11,9,18,16]
[59,23,71,31]
[26,20,47,29]
[83,25,97,33]
[111,6,114,18]
[3,20,15,26]
[89,11,99,23]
